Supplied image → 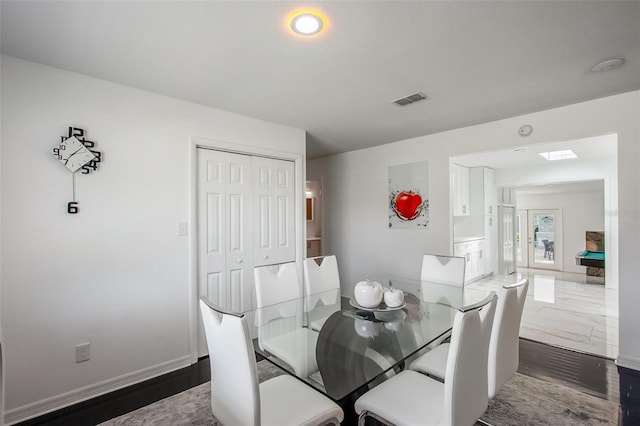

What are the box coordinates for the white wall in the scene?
[0,56,305,422]
[307,91,640,371]
[0,55,4,423]
[516,187,605,274]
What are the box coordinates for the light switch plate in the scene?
[76,343,90,363]
[178,222,188,236]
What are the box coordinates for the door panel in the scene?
[501,206,515,274]
[516,209,528,268]
[228,193,244,252]
[277,196,288,247]
[206,272,223,306]
[205,193,222,253]
[253,157,295,266]
[197,149,253,356]
[527,209,562,271]
[258,195,271,250]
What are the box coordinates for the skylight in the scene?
[538,150,577,161]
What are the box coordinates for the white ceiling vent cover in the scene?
[392,92,427,106]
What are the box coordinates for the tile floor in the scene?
[465,268,619,359]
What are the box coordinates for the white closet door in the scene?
[252,156,296,267]
[197,149,296,356]
[197,149,253,314]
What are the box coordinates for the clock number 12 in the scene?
[67,202,79,214]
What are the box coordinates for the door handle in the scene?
[236,258,243,264]
[263,255,269,260]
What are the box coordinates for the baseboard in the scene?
[4,355,191,425]
[616,354,640,372]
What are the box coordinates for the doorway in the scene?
[449,135,617,358]
[516,209,563,271]
[499,205,516,275]
[306,179,323,258]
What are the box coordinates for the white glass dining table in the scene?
[240,276,464,423]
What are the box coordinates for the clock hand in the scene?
[63,146,85,164]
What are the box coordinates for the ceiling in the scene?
[1,1,639,159]
[451,134,617,170]
[451,133,615,196]
[514,180,604,197]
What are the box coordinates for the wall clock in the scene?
[54,136,96,172]
[52,127,103,214]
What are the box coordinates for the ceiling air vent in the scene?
[391,91,427,106]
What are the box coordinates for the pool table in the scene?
[575,250,605,268]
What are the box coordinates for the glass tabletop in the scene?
[242,276,460,402]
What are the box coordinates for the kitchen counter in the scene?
[454,236,484,243]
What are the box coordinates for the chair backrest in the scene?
[199,298,260,426]
[254,263,305,351]
[444,292,497,426]
[303,255,341,311]
[488,278,529,398]
[303,255,340,296]
[420,254,466,287]
[254,262,301,308]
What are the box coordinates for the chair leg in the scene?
[358,411,367,426]
[358,410,392,426]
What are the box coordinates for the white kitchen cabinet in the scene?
[466,167,497,277]
[498,187,516,205]
[452,163,470,216]
[454,238,486,283]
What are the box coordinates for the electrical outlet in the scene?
[76,343,90,363]
[177,222,188,236]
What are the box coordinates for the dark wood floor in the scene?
[518,337,619,403]
[19,339,638,425]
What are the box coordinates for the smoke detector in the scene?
[591,57,625,72]
[518,125,533,137]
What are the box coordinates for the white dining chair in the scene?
[354,292,497,426]
[303,256,341,331]
[409,278,529,399]
[303,255,340,295]
[421,254,466,286]
[420,254,466,308]
[254,262,319,378]
[199,298,344,426]
[488,278,529,397]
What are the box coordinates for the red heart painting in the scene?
[394,191,423,221]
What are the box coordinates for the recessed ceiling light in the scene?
[538,150,577,161]
[591,57,625,72]
[289,10,326,36]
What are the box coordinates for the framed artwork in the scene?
[388,161,429,228]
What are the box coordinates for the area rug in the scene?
[99,361,619,425]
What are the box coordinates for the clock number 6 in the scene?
[67,202,79,214]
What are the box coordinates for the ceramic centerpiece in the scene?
[383,287,405,308]
[354,318,382,338]
[354,279,384,308]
